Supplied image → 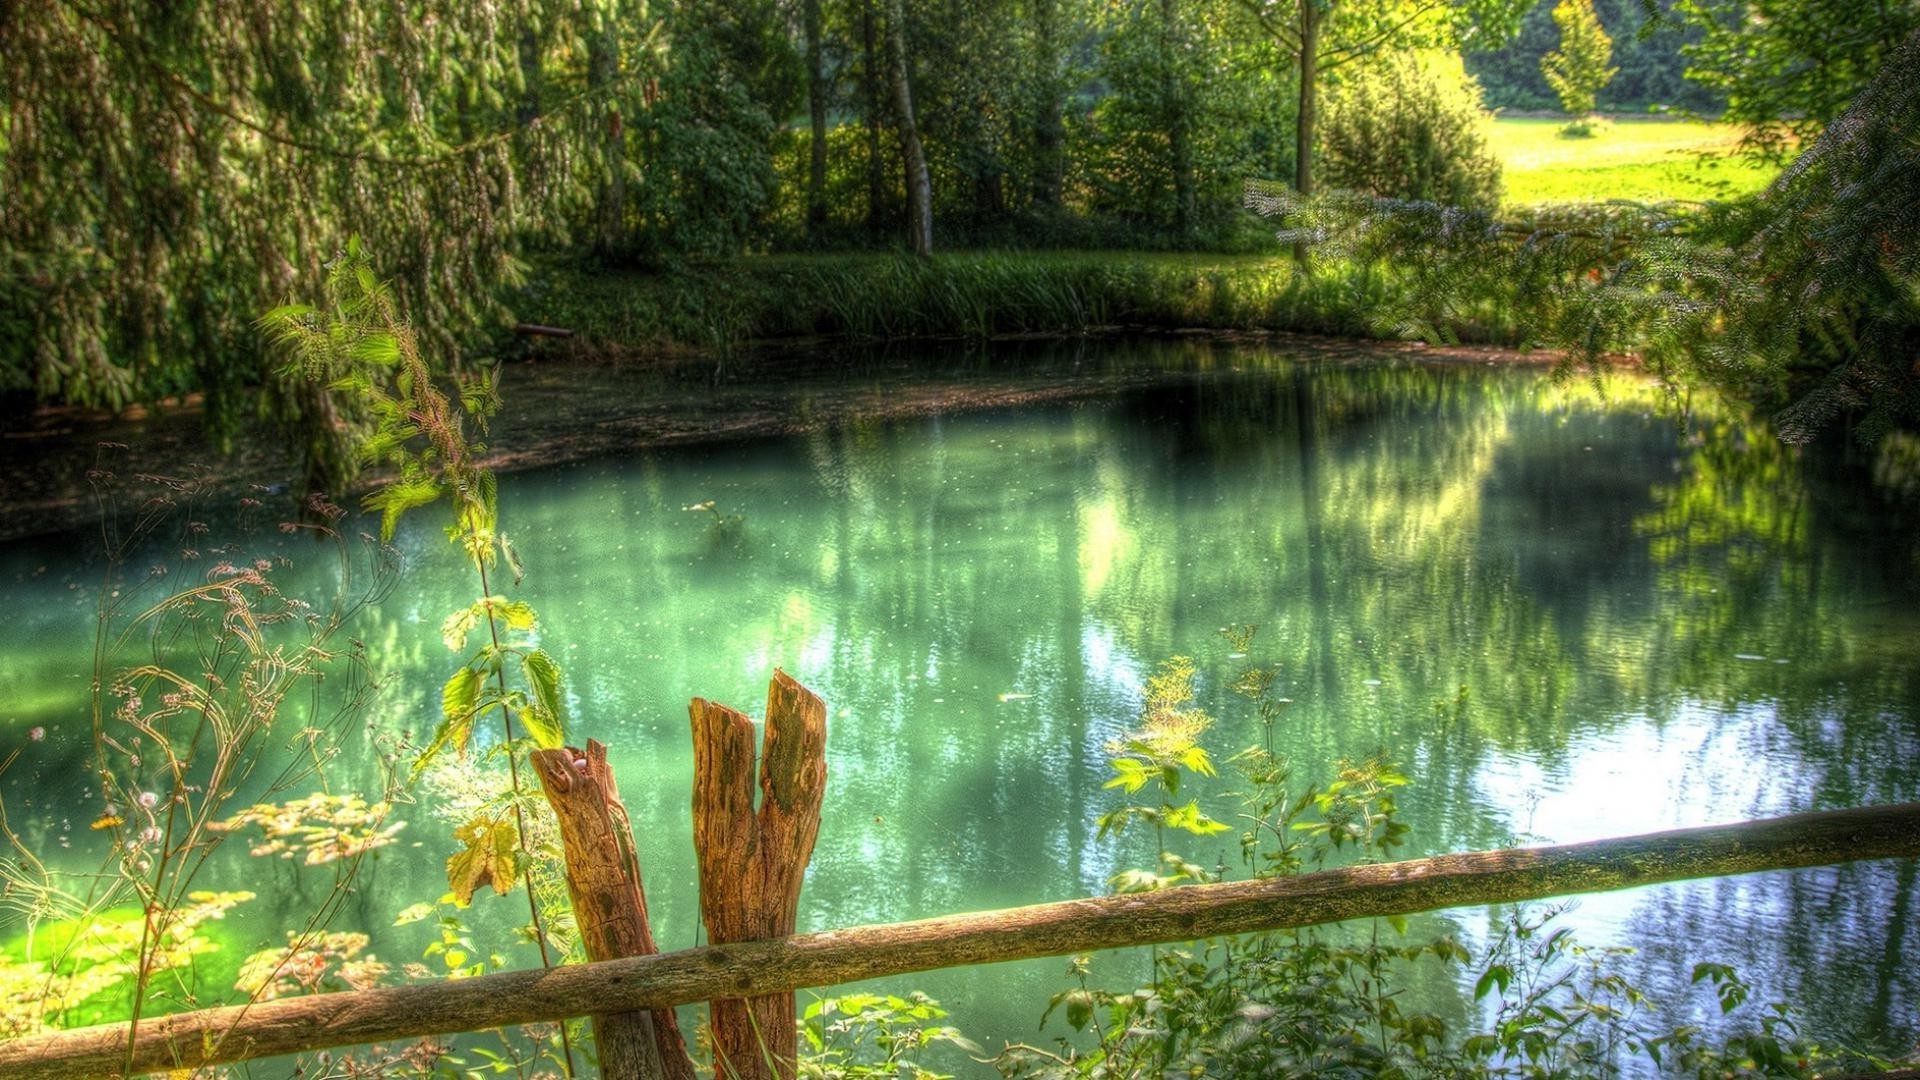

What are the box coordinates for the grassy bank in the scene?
[525,122,1775,359]
[523,251,1534,357]
[1490,117,1780,205]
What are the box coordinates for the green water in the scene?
[3,341,1917,1067]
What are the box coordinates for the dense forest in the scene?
[3,0,1916,465]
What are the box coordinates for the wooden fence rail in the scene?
[3,801,1915,1079]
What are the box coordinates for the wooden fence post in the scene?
[690,670,828,1080]
[531,739,697,1080]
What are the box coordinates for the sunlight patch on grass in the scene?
[1490,117,1782,206]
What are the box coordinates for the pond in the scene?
[2,338,1916,1070]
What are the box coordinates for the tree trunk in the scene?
[863,0,888,239]
[1031,0,1065,206]
[530,741,696,1080]
[690,671,828,1080]
[886,0,933,256]
[7,803,1917,1080]
[590,27,626,257]
[805,0,829,236]
[1292,0,1320,265]
[1161,0,1193,238]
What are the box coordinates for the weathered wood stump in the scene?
[691,670,828,1080]
[531,739,696,1080]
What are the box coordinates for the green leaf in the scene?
[1176,744,1216,777]
[447,814,520,906]
[442,666,484,726]
[441,605,484,651]
[1104,757,1149,793]
[410,667,484,781]
[1475,963,1512,1001]
[1387,913,1409,935]
[1063,989,1094,1031]
[519,650,566,749]
[1164,800,1230,836]
[496,598,536,632]
[363,476,443,540]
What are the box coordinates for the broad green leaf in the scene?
[442,666,483,726]
[412,712,471,784]
[1064,989,1094,1031]
[496,598,536,632]
[446,814,520,906]
[364,476,443,540]
[1475,963,1512,1000]
[410,667,484,781]
[351,331,400,366]
[520,650,566,749]
[517,706,562,753]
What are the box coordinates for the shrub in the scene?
[1318,51,1503,211]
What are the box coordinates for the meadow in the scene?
[1489,116,1783,205]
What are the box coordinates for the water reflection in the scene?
[1,341,1915,1062]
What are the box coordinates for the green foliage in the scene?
[1466,0,1719,114]
[1319,51,1504,211]
[799,992,982,1079]
[622,2,782,259]
[1251,27,1920,445]
[1541,0,1619,119]
[269,248,574,950]
[1097,656,1230,889]
[531,251,1445,355]
[983,640,1911,1080]
[0,893,252,1036]
[1078,0,1295,241]
[0,0,659,450]
[1676,0,1920,162]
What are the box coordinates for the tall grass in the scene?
[522,251,1528,357]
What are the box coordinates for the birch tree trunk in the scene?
[886,0,934,256]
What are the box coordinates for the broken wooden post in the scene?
[531,739,696,1080]
[690,670,828,1080]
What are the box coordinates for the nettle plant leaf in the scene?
[519,649,567,749]
[412,667,485,781]
[441,596,538,651]
[441,605,484,652]
[447,814,521,906]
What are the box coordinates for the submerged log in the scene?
[3,802,1916,1079]
[530,740,695,1080]
[511,323,576,338]
[691,670,828,1080]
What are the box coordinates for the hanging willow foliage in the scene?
[1,0,659,481]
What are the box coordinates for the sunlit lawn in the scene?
[1489,117,1782,206]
